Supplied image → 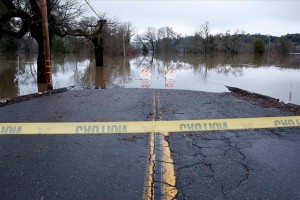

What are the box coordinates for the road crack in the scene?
[144,90,178,200]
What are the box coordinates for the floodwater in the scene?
[0,53,300,105]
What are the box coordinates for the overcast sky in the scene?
[89,0,300,36]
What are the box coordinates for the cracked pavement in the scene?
[159,90,300,200]
[0,88,299,199]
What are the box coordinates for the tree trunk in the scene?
[93,37,104,67]
[31,33,46,83]
[151,41,155,53]
[31,21,47,83]
[36,36,47,83]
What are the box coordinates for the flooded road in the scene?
[1,88,300,199]
[0,53,299,105]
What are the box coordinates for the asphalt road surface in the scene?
[0,88,299,200]
[158,90,300,200]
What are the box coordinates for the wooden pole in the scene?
[41,0,53,90]
[123,30,126,57]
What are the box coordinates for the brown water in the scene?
[0,53,299,105]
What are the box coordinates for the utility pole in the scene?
[41,0,53,90]
[123,30,126,57]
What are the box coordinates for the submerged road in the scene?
[0,88,299,200]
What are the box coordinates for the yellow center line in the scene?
[156,91,178,200]
[161,132,177,200]
[143,90,178,200]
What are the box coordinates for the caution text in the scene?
[0,126,22,134]
[179,122,228,131]
[75,125,127,133]
[274,119,300,127]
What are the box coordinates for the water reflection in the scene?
[0,59,19,98]
[0,53,299,105]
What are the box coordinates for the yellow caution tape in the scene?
[0,116,299,135]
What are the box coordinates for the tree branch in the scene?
[29,0,41,15]
[0,23,29,39]
[0,9,31,40]
[1,0,16,10]
[0,9,31,23]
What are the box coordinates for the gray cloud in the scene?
[90,0,300,36]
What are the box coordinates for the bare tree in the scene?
[115,21,135,57]
[75,15,109,66]
[143,27,157,53]
[196,21,210,55]
[75,14,135,64]
[275,36,291,54]
[120,22,135,45]
[220,30,243,55]
[134,35,148,54]
[158,26,176,53]
[0,0,85,83]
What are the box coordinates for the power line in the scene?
[83,0,101,19]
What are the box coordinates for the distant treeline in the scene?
[183,33,300,55]
[135,24,300,55]
[3,32,297,56]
